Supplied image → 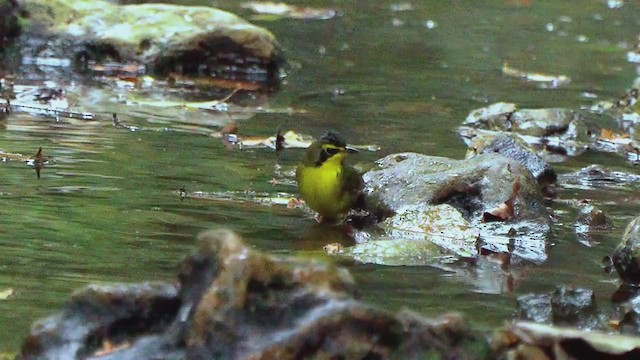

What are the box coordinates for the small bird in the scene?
[296,131,364,222]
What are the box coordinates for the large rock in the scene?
[613,216,640,284]
[0,0,21,52]
[16,0,283,83]
[334,152,551,268]
[21,229,483,359]
[364,152,547,219]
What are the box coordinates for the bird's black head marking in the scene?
[320,131,347,148]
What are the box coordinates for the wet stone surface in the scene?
[21,229,485,359]
[465,133,557,187]
[12,0,283,83]
[613,216,640,284]
[348,152,550,266]
[516,286,604,331]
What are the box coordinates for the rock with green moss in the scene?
[18,0,283,83]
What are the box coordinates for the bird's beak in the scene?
[345,146,358,154]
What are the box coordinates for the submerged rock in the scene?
[573,205,612,247]
[516,286,604,331]
[613,216,640,284]
[15,0,283,84]
[351,152,550,266]
[21,229,483,359]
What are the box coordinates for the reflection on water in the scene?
[1,0,639,352]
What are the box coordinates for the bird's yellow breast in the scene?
[297,160,350,219]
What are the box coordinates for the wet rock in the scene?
[613,216,640,284]
[354,152,550,265]
[364,152,546,219]
[460,102,615,160]
[345,204,479,266]
[0,0,21,51]
[560,164,640,190]
[466,133,556,186]
[491,322,640,359]
[616,293,640,335]
[516,286,604,330]
[21,282,181,359]
[573,205,612,247]
[21,229,484,359]
[16,0,283,84]
[463,102,576,137]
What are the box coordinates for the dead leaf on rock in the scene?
[92,339,131,357]
[600,128,630,141]
[482,178,521,222]
[0,288,15,300]
[287,198,304,209]
[241,1,337,20]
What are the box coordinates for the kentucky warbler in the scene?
[296,132,364,221]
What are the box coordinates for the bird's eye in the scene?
[326,147,339,155]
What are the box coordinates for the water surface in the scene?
[1,0,639,352]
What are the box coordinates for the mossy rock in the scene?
[18,0,283,83]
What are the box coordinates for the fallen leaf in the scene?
[0,288,15,300]
[34,147,44,179]
[93,339,131,357]
[287,198,304,208]
[168,74,264,91]
[482,178,521,222]
[600,128,629,140]
[130,90,238,110]
[275,129,285,154]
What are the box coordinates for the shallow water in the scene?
[1,0,640,352]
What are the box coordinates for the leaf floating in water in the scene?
[241,1,337,20]
[236,130,380,151]
[275,129,285,154]
[168,73,265,91]
[89,61,146,77]
[502,62,571,88]
[128,89,238,111]
[25,147,48,179]
[0,288,14,300]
